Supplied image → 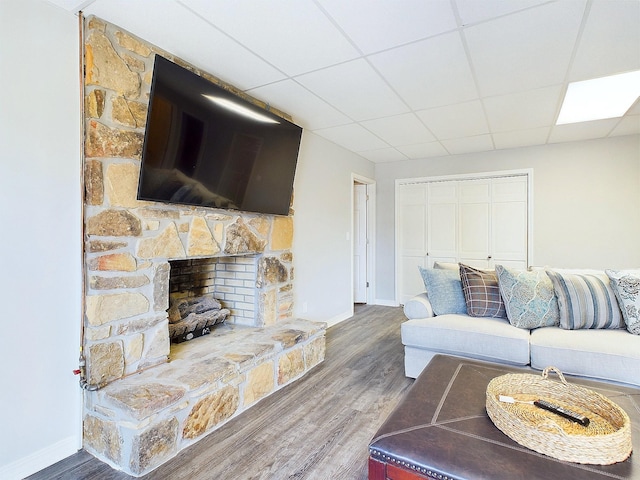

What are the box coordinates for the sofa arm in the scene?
[403,293,434,319]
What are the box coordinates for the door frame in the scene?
[394,168,534,305]
[352,173,376,306]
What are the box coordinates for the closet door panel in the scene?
[397,184,428,304]
[491,177,528,266]
[400,256,427,303]
[427,182,457,265]
[458,180,490,264]
[492,202,527,260]
[459,202,490,261]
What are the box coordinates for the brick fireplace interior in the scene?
[81,16,326,476]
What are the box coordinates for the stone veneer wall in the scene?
[81,16,326,476]
[83,16,296,387]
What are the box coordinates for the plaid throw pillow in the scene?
[459,264,507,318]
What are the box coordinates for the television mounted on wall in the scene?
[137,55,302,216]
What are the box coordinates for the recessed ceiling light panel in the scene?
[557,70,640,125]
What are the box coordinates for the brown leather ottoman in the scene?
[369,355,639,480]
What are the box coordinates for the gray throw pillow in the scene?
[605,269,640,334]
[418,266,467,316]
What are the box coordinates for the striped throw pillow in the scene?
[545,270,624,330]
[459,264,507,318]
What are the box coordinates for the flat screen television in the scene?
[137,55,302,216]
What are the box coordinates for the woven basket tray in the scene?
[486,367,632,465]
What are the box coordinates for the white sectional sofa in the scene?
[401,264,640,387]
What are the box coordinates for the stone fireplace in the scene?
[81,16,325,476]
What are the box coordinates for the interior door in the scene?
[353,183,368,303]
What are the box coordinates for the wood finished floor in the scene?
[28,305,413,480]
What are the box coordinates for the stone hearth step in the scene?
[83,318,326,477]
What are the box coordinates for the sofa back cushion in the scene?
[459,264,507,318]
[545,270,624,330]
[418,266,467,315]
[496,265,559,329]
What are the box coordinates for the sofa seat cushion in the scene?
[530,326,640,387]
[401,315,530,366]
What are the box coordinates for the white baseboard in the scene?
[0,436,80,480]
[324,309,353,328]
[374,298,400,307]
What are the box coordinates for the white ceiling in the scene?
[49,0,640,163]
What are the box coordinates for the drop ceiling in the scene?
[48,0,640,162]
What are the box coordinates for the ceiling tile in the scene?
[47,0,89,9]
[548,118,620,143]
[492,127,550,150]
[569,0,640,81]
[417,100,489,140]
[455,0,550,25]
[484,85,562,133]
[247,80,351,130]
[464,1,586,97]
[180,0,360,76]
[313,123,389,152]
[317,0,457,54]
[360,113,435,146]
[82,0,284,89]
[296,59,409,121]
[46,0,638,160]
[369,32,478,110]
[442,135,494,155]
[609,115,640,137]
[358,148,409,163]
[397,142,449,159]
[628,99,640,116]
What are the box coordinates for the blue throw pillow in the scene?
[418,266,467,315]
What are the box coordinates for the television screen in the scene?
[137,55,302,216]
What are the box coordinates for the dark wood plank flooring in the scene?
[28,304,412,480]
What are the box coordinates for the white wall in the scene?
[374,135,640,303]
[293,132,374,326]
[0,1,82,478]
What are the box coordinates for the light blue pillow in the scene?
[495,264,559,329]
[418,266,467,315]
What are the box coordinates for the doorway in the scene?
[352,174,375,306]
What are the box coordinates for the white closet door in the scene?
[397,184,428,304]
[491,176,528,269]
[427,182,458,267]
[396,173,530,304]
[458,179,491,269]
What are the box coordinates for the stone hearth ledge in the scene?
[83,318,326,476]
